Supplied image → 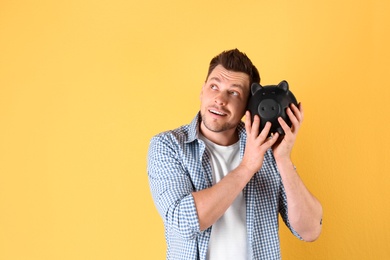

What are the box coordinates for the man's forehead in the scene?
[207,65,250,87]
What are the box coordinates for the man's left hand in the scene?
[272,103,304,160]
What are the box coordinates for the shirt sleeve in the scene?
[147,134,201,240]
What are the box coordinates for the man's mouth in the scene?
[209,109,227,116]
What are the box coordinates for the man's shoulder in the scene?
[148,123,196,162]
[151,114,199,145]
[152,124,191,143]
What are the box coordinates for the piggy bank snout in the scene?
[258,99,281,120]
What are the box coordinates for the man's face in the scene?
[200,65,250,136]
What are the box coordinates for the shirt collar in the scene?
[186,112,202,143]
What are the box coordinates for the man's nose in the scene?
[214,91,228,105]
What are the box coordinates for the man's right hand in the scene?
[239,111,280,175]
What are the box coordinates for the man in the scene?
[147,49,323,260]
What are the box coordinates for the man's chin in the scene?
[201,120,234,133]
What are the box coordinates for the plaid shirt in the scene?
[147,113,301,260]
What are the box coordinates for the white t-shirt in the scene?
[199,135,248,260]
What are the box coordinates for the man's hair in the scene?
[206,49,260,86]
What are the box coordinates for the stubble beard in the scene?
[201,112,236,133]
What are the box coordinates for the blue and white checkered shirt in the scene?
[147,113,301,260]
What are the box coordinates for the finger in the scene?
[298,102,304,122]
[251,115,261,137]
[286,107,302,134]
[264,132,280,148]
[278,116,292,136]
[290,103,303,123]
[245,111,252,133]
[258,121,271,140]
[286,107,299,127]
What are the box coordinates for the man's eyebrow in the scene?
[208,77,244,89]
[208,77,221,82]
[231,84,244,89]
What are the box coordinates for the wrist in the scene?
[274,156,294,169]
[274,154,291,164]
[236,163,258,178]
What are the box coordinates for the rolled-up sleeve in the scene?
[147,134,201,240]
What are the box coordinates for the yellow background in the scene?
[1,0,389,259]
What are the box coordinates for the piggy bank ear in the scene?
[277,80,289,91]
[251,83,263,95]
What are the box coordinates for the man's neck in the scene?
[199,123,239,146]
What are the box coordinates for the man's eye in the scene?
[230,91,239,96]
[211,85,218,90]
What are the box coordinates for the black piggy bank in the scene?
[247,80,298,135]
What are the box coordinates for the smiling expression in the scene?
[200,65,250,144]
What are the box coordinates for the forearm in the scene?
[192,164,253,231]
[276,157,323,241]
